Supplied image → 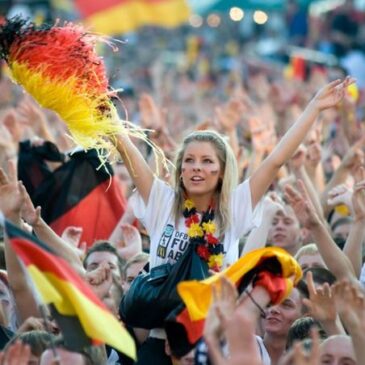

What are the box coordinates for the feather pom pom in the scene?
[0,17,156,167]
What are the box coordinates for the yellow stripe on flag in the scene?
[84,0,190,35]
[28,265,136,360]
[177,247,302,322]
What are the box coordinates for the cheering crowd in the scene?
[0,1,365,364]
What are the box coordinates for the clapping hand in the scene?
[61,226,87,259]
[284,181,321,229]
[0,161,25,222]
[327,184,353,213]
[203,276,238,341]
[302,272,337,324]
[332,280,365,334]
[204,277,262,365]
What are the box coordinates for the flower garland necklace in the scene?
[183,198,224,272]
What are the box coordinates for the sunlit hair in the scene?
[122,252,149,279]
[173,130,238,234]
[294,243,319,261]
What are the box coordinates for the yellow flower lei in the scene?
[184,198,223,271]
[187,223,204,238]
[208,253,224,269]
[184,199,195,211]
[202,221,216,235]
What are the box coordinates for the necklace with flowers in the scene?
[183,198,224,272]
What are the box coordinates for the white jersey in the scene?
[132,178,263,268]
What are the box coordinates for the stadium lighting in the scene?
[207,13,221,27]
[229,7,244,22]
[189,14,203,27]
[253,10,268,24]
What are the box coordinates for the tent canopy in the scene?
[188,0,314,15]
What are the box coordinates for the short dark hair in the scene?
[6,330,55,357]
[83,241,126,276]
[296,279,309,299]
[122,252,149,279]
[286,317,327,350]
[295,279,310,314]
[304,267,337,286]
[52,336,107,365]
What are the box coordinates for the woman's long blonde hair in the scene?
[173,130,238,234]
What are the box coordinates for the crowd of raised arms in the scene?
[0,2,365,364]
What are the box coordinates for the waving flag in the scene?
[165,247,302,357]
[75,0,190,35]
[18,142,126,247]
[4,219,136,359]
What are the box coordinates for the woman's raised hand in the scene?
[311,77,355,112]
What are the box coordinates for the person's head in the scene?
[263,287,307,339]
[121,252,149,293]
[268,205,307,255]
[304,267,337,288]
[173,130,238,232]
[165,338,195,365]
[40,347,88,365]
[286,317,326,350]
[320,335,357,365]
[84,241,125,280]
[6,330,55,365]
[331,217,352,249]
[40,337,106,365]
[295,243,326,271]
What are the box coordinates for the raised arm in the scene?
[215,97,247,159]
[289,145,325,221]
[114,133,154,205]
[343,175,365,278]
[0,166,39,322]
[114,94,167,204]
[20,192,85,276]
[250,77,354,209]
[333,280,365,365]
[284,181,355,281]
[320,140,364,218]
[241,193,284,255]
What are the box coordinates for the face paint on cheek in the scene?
[210,170,219,175]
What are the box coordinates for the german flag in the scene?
[4,219,136,359]
[165,247,302,357]
[18,141,126,247]
[75,0,190,35]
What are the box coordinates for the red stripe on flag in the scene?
[50,178,125,246]
[176,308,204,344]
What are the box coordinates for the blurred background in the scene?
[1,0,365,131]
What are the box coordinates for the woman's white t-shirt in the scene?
[132,178,263,268]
